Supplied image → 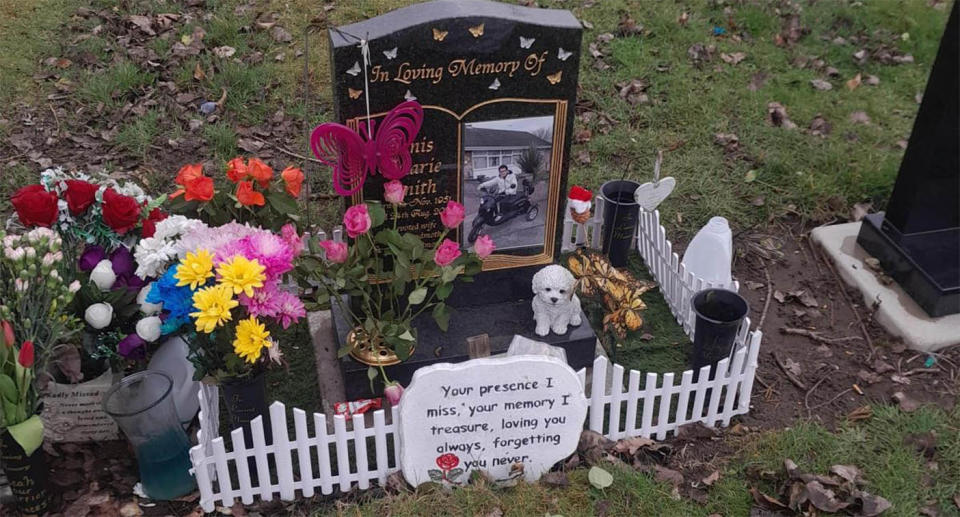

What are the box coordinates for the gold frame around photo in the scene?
[347,98,568,272]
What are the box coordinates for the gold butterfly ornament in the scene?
[468,23,484,38]
[432,27,448,41]
[547,71,562,85]
[348,88,363,100]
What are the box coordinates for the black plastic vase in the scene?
[691,289,749,378]
[600,180,641,267]
[0,429,49,515]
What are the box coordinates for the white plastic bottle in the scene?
[681,216,733,286]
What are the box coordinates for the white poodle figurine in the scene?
[531,265,582,336]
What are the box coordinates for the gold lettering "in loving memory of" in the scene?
[370,52,548,85]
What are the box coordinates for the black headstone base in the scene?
[857,213,959,317]
[332,298,598,400]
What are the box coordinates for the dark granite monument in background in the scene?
[325,0,595,397]
[857,4,959,317]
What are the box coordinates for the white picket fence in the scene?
[189,205,763,512]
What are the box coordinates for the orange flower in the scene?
[184,175,214,202]
[236,181,265,206]
[281,166,304,197]
[176,163,204,185]
[172,163,210,200]
[226,157,248,183]
[247,158,273,188]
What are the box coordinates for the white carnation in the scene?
[153,215,206,241]
[135,316,162,342]
[90,259,117,291]
[137,283,163,315]
[84,303,113,329]
[134,237,177,279]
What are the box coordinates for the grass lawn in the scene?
[319,404,960,516]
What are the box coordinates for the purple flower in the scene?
[118,333,146,360]
[114,273,147,292]
[110,246,135,278]
[78,245,106,272]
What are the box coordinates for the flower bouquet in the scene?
[165,158,304,232]
[304,99,496,382]
[11,167,165,254]
[0,228,80,514]
[300,193,495,369]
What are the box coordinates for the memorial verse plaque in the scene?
[41,371,119,442]
[329,0,582,271]
[398,355,587,486]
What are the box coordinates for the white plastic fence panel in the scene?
[189,215,764,512]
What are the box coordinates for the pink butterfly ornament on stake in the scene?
[310,100,424,196]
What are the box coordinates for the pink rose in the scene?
[281,223,303,255]
[439,201,465,229]
[319,240,348,263]
[343,204,372,238]
[433,239,462,267]
[473,235,496,259]
[384,382,404,405]
[383,180,405,205]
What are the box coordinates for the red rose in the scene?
[568,185,593,202]
[11,184,58,227]
[436,453,459,471]
[64,180,99,215]
[102,188,142,235]
[141,208,168,238]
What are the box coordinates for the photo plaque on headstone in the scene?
[326,0,598,397]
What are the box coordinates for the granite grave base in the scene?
[332,297,597,399]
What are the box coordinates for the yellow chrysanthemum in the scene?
[190,284,238,333]
[216,255,266,298]
[175,249,215,290]
[233,316,271,364]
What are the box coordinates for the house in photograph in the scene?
[462,127,552,181]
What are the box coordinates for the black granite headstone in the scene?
[325,0,597,397]
[856,4,959,317]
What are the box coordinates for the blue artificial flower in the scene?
[147,268,196,335]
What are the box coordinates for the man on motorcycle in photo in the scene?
[478,164,518,220]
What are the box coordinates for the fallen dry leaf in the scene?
[849,111,871,125]
[714,133,739,153]
[574,128,592,144]
[702,470,720,486]
[540,471,569,487]
[213,46,236,58]
[866,74,880,86]
[654,465,684,486]
[809,114,832,136]
[576,150,591,164]
[811,78,833,91]
[846,73,862,91]
[767,102,797,129]
[193,62,205,81]
[271,26,293,43]
[617,78,649,105]
[687,43,715,65]
[847,405,872,421]
[127,14,155,36]
[678,12,689,26]
[830,464,861,484]
[721,52,746,65]
[617,13,643,36]
[856,490,892,516]
[747,72,768,91]
[892,391,919,412]
[805,480,849,513]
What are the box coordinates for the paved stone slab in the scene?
[812,222,960,352]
